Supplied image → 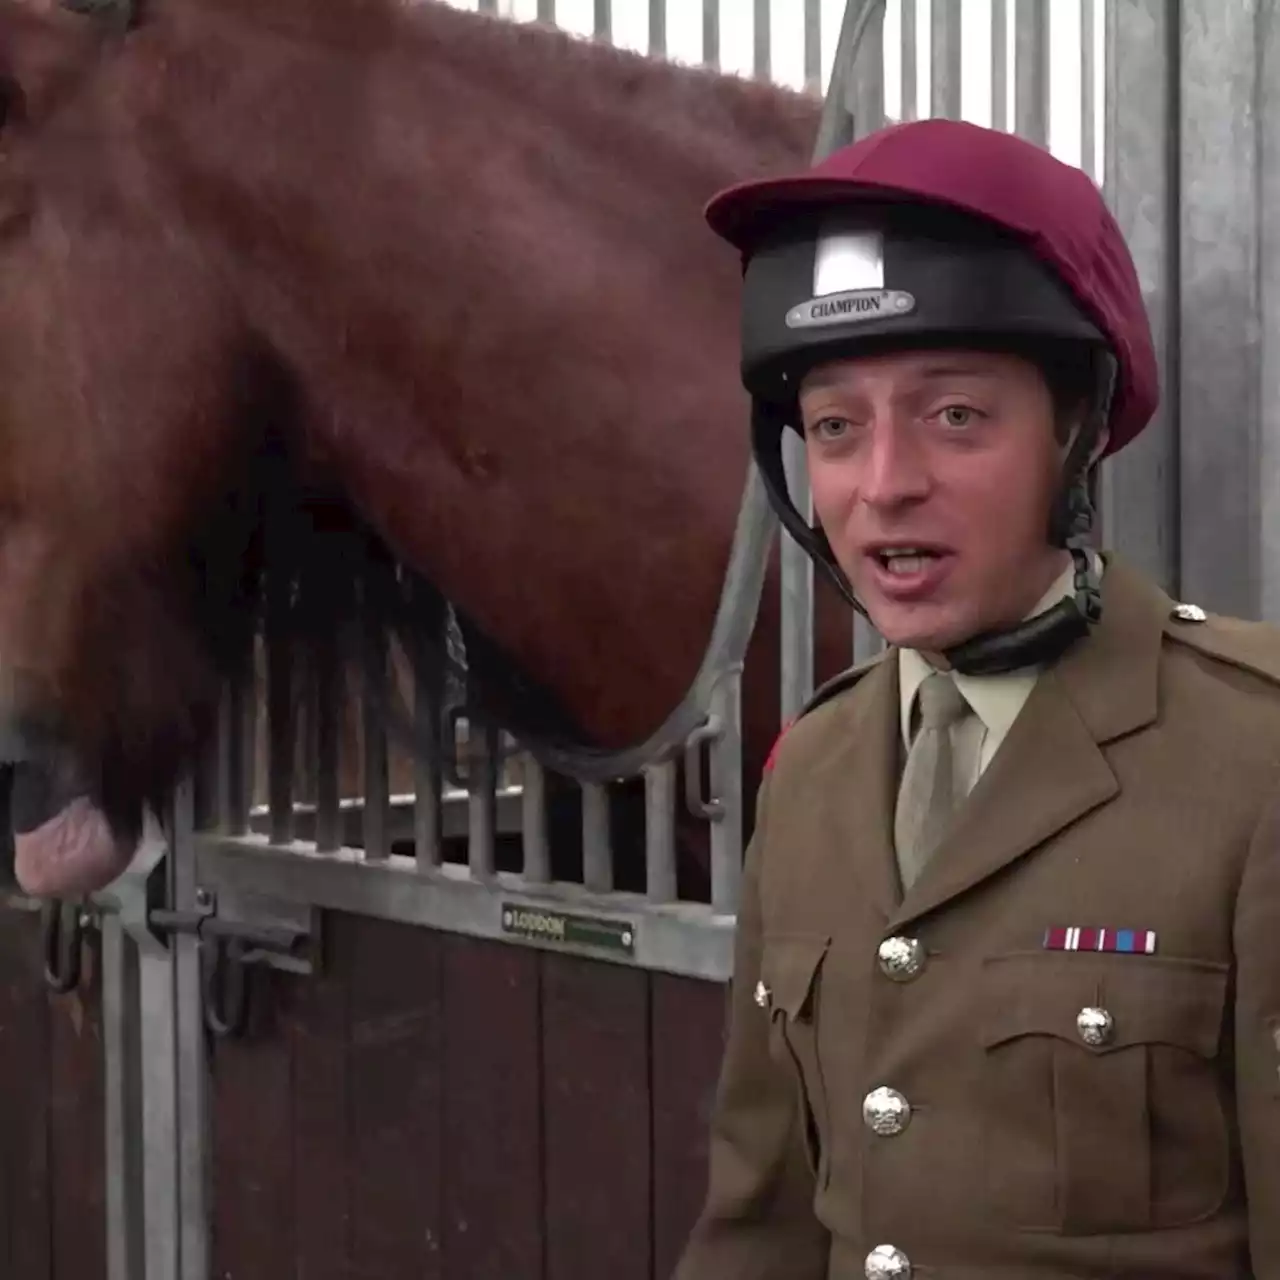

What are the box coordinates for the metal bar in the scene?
[101,912,144,1280]
[171,784,210,1280]
[594,0,610,40]
[265,577,293,846]
[538,0,556,22]
[1261,2,1280,619]
[850,0,885,135]
[930,0,963,119]
[901,0,918,121]
[992,0,1009,130]
[467,719,498,879]
[754,0,771,79]
[520,759,551,884]
[1100,0,1178,593]
[648,0,665,56]
[360,598,390,861]
[195,836,736,982]
[312,630,341,854]
[1080,0,1097,180]
[1014,0,1050,145]
[702,0,720,68]
[479,0,499,13]
[1176,0,1263,617]
[410,615,443,871]
[581,782,613,892]
[643,760,678,904]
[137,826,181,1280]
[708,671,743,915]
[804,0,822,94]
[215,678,248,836]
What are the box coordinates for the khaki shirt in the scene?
[898,555,1090,788]
[674,555,1280,1280]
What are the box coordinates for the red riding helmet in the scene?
[705,116,1158,455]
[703,118,1159,675]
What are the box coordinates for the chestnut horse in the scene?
[0,0,853,898]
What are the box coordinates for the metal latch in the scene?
[41,835,320,1041]
[149,889,311,1039]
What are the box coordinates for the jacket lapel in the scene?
[803,650,904,924]
[888,555,1172,930]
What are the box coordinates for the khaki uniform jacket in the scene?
[674,556,1280,1280]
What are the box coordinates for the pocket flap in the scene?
[760,934,830,1020]
[980,950,1228,1058]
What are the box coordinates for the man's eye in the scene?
[939,405,978,428]
[809,417,848,440]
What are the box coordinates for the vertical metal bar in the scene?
[412,673,443,872]
[804,0,821,94]
[467,719,498,879]
[648,0,665,56]
[992,0,1009,130]
[1014,0,1050,145]
[538,0,556,22]
[1100,0,1178,594]
[702,0,720,69]
[594,0,611,40]
[581,783,613,892]
[215,679,248,836]
[709,670,743,915]
[137,822,180,1280]
[1261,2,1280,620]
[1177,0,1263,618]
[171,782,209,1280]
[520,759,551,884]
[313,630,341,853]
[265,572,293,846]
[643,760,678,904]
[850,0,885,135]
[1079,0,1097,180]
[479,0,499,13]
[753,0,770,79]
[930,0,963,119]
[901,0,918,121]
[360,605,390,860]
[102,913,144,1280]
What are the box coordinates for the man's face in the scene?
[797,347,1075,654]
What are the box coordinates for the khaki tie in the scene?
[894,672,972,891]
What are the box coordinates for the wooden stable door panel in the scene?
[0,908,106,1280]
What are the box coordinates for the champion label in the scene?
[1043,926,1158,954]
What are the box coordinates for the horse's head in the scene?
[0,0,263,899]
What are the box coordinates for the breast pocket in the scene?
[979,950,1231,1236]
[760,934,832,1190]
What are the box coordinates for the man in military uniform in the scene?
[673,118,1280,1279]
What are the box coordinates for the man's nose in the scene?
[860,422,933,508]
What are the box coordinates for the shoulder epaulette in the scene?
[762,649,890,773]
[1163,600,1280,689]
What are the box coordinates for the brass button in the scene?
[877,936,926,981]
[865,1244,912,1279]
[1077,1005,1115,1047]
[753,980,770,1009]
[862,1087,912,1136]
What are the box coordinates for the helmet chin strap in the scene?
[752,355,1115,677]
